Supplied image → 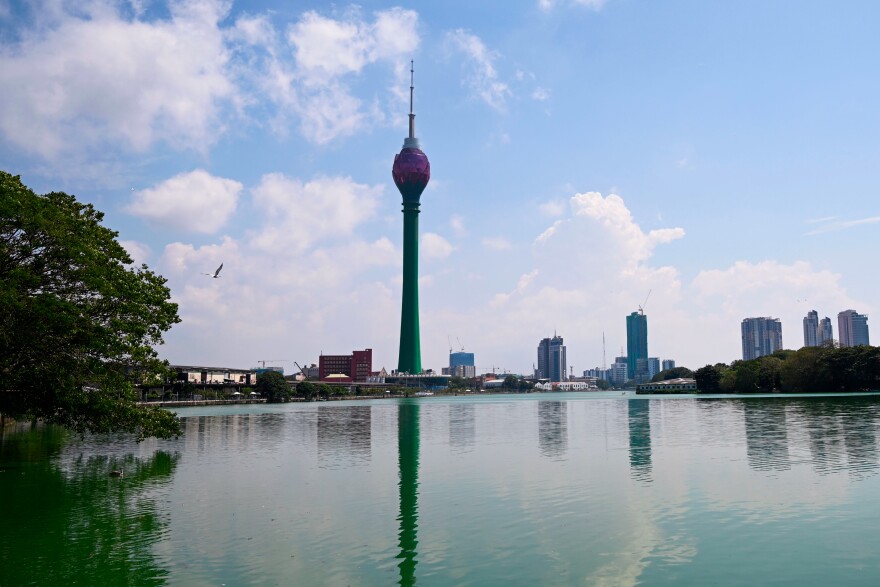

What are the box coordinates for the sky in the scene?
[1,0,878,375]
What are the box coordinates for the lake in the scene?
[3,391,880,585]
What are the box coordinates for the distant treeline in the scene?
[695,345,880,394]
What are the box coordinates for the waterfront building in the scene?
[838,310,870,347]
[449,351,476,378]
[319,349,373,382]
[818,317,834,346]
[394,63,431,374]
[171,365,256,385]
[626,311,649,382]
[636,378,698,394]
[647,357,661,379]
[610,361,628,386]
[661,359,675,371]
[803,310,819,347]
[537,334,567,381]
[583,367,607,380]
[741,317,783,360]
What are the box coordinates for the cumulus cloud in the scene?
[422,232,453,259]
[119,239,151,267]
[127,170,243,234]
[446,29,510,111]
[249,173,383,253]
[450,215,466,236]
[0,0,235,159]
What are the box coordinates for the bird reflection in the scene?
[538,401,567,458]
[628,399,652,482]
[397,401,420,586]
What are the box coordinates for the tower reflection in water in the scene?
[397,401,420,586]
[538,401,568,458]
[627,399,652,482]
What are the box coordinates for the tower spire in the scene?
[408,60,415,140]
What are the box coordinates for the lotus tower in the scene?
[392,62,430,374]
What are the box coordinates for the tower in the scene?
[393,62,431,374]
[626,311,648,382]
[803,310,819,347]
[741,317,783,360]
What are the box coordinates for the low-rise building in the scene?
[170,365,256,386]
[636,378,698,394]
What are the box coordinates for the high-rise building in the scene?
[610,361,628,386]
[661,359,675,371]
[537,334,567,381]
[818,317,834,346]
[626,311,649,382]
[319,349,373,381]
[803,310,819,347]
[394,63,431,375]
[741,317,783,360]
[838,310,870,347]
[647,357,661,379]
[448,351,475,378]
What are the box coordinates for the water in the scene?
[4,392,880,585]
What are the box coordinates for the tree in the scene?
[0,172,180,439]
[650,367,694,382]
[595,379,610,390]
[255,370,290,403]
[503,375,518,389]
[694,364,724,393]
[296,381,317,400]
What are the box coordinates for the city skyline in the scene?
[1,1,877,373]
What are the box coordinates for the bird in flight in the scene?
[202,263,223,278]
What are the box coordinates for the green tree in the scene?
[595,379,610,390]
[0,172,180,440]
[255,370,291,403]
[694,364,725,392]
[503,375,518,389]
[296,381,317,401]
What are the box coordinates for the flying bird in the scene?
[202,263,223,278]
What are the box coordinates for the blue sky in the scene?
[1,0,878,374]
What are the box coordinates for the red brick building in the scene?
[319,348,373,382]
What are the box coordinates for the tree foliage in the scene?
[255,370,291,402]
[0,171,181,439]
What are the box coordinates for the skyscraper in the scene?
[626,311,648,382]
[741,317,783,360]
[449,351,475,378]
[647,357,661,379]
[818,317,834,346]
[661,359,676,371]
[838,310,869,347]
[803,310,819,347]
[536,334,567,381]
[393,63,431,374]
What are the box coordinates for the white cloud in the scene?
[0,1,235,159]
[422,232,453,259]
[540,0,607,10]
[532,87,551,101]
[482,236,512,251]
[127,170,243,234]
[450,215,466,236]
[804,216,880,236]
[119,239,151,267]
[249,173,383,253]
[446,29,510,111]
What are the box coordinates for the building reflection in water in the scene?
[794,398,880,477]
[538,401,568,458]
[317,405,372,467]
[449,403,476,453]
[743,400,791,472]
[397,401,420,586]
[627,399,652,482]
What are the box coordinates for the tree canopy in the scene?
[650,367,694,382]
[256,370,291,402]
[0,171,181,439]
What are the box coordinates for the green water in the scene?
[4,392,880,585]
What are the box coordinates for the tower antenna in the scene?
[408,60,415,139]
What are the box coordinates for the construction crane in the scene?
[256,360,287,368]
[293,361,309,379]
[456,337,465,351]
[638,289,652,315]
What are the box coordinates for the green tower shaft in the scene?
[398,202,422,374]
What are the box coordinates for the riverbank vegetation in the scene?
[1,171,181,440]
[694,345,880,394]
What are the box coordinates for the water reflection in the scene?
[743,400,790,472]
[538,401,568,458]
[397,401,420,586]
[790,398,880,477]
[627,399,652,482]
[318,405,372,467]
[0,424,179,586]
[449,403,476,452]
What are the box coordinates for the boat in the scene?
[413,391,434,397]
